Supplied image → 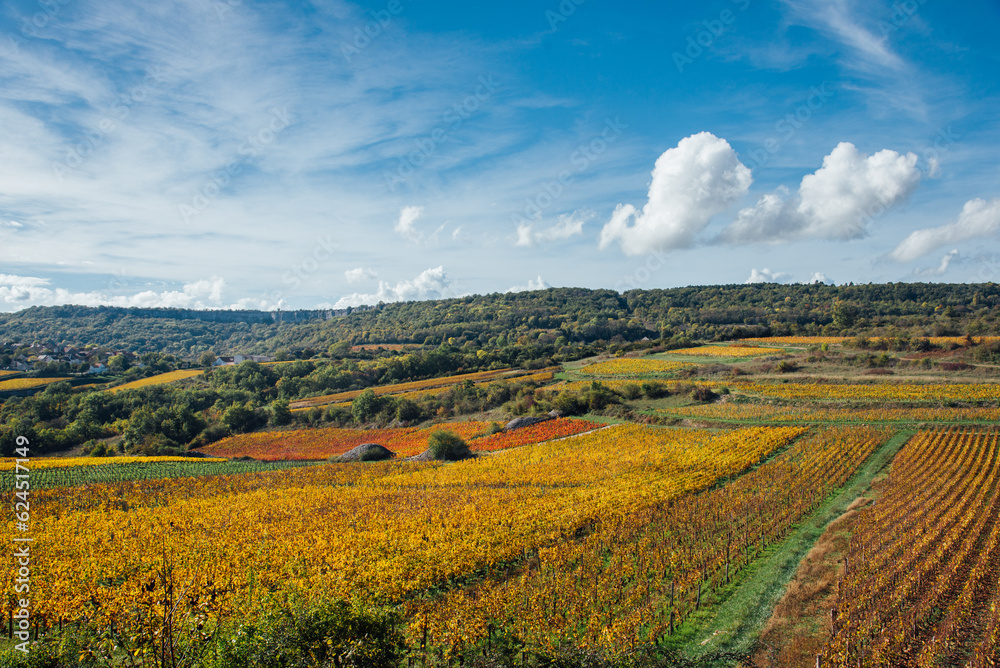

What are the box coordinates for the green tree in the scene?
[223,404,259,433]
[199,351,217,367]
[269,399,292,426]
[351,389,382,423]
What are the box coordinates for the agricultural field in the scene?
[107,368,204,392]
[6,323,1000,667]
[821,428,1000,666]
[0,458,315,491]
[0,376,71,391]
[667,345,786,358]
[288,367,543,410]
[1,424,810,642]
[577,358,693,377]
[195,418,600,460]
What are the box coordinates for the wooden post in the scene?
[816,654,822,668]
[697,581,702,611]
[669,580,675,636]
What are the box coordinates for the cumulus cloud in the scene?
[806,272,833,285]
[516,211,590,247]
[889,198,1000,262]
[719,143,922,244]
[333,266,453,308]
[507,276,550,293]
[914,250,960,277]
[599,132,752,255]
[745,268,790,284]
[394,205,425,243]
[0,275,228,312]
[344,267,377,284]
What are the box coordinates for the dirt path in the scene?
[751,497,871,667]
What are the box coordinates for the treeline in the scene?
[1,283,996,359]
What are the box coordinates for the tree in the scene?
[107,354,129,373]
[223,404,259,433]
[351,389,382,424]
[199,351,217,367]
[269,399,292,426]
[833,301,860,329]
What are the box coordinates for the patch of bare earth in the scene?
[752,497,871,668]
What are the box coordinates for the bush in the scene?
[690,386,718,403]
[620,383,642,400]
[205,598,404,668]
[640,381,669,398]
[427,430,472,461]
[775,360,799,373]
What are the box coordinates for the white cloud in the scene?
[599,132,752,255]
[507,276,550,293]
[745,268,790,284]
[394,205,425,243]
[914,250,959,277]
[806,272,833,284]
[0,275,228,311]
[719,143,921,244]
[889,198,1000,262]
[333,266,454,308]
[344,267,377,284]
[516,211,590,247]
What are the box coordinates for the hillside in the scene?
[1,283,997,358]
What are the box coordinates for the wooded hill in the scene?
[1,283,997,358]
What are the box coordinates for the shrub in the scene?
[428,430,472,461]
[690,386,718,403]
[206,598,404,668]
[620,383,642,400]
[639,381,667,398]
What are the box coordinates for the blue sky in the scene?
[0,0,998,311]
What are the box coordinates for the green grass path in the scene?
[673,429,915,665]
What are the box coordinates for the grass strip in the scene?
[669,429,915,665]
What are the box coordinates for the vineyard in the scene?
[5,333,1000,666]
[0,376,71,391]
[0,458,316,491]
[2,425,811,645]
[196,418,604,460]
[108,369,205,392]
[577,359,693,377]
[667,346,786,358]
[821,428,1000,667]
[287,368,549,410]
